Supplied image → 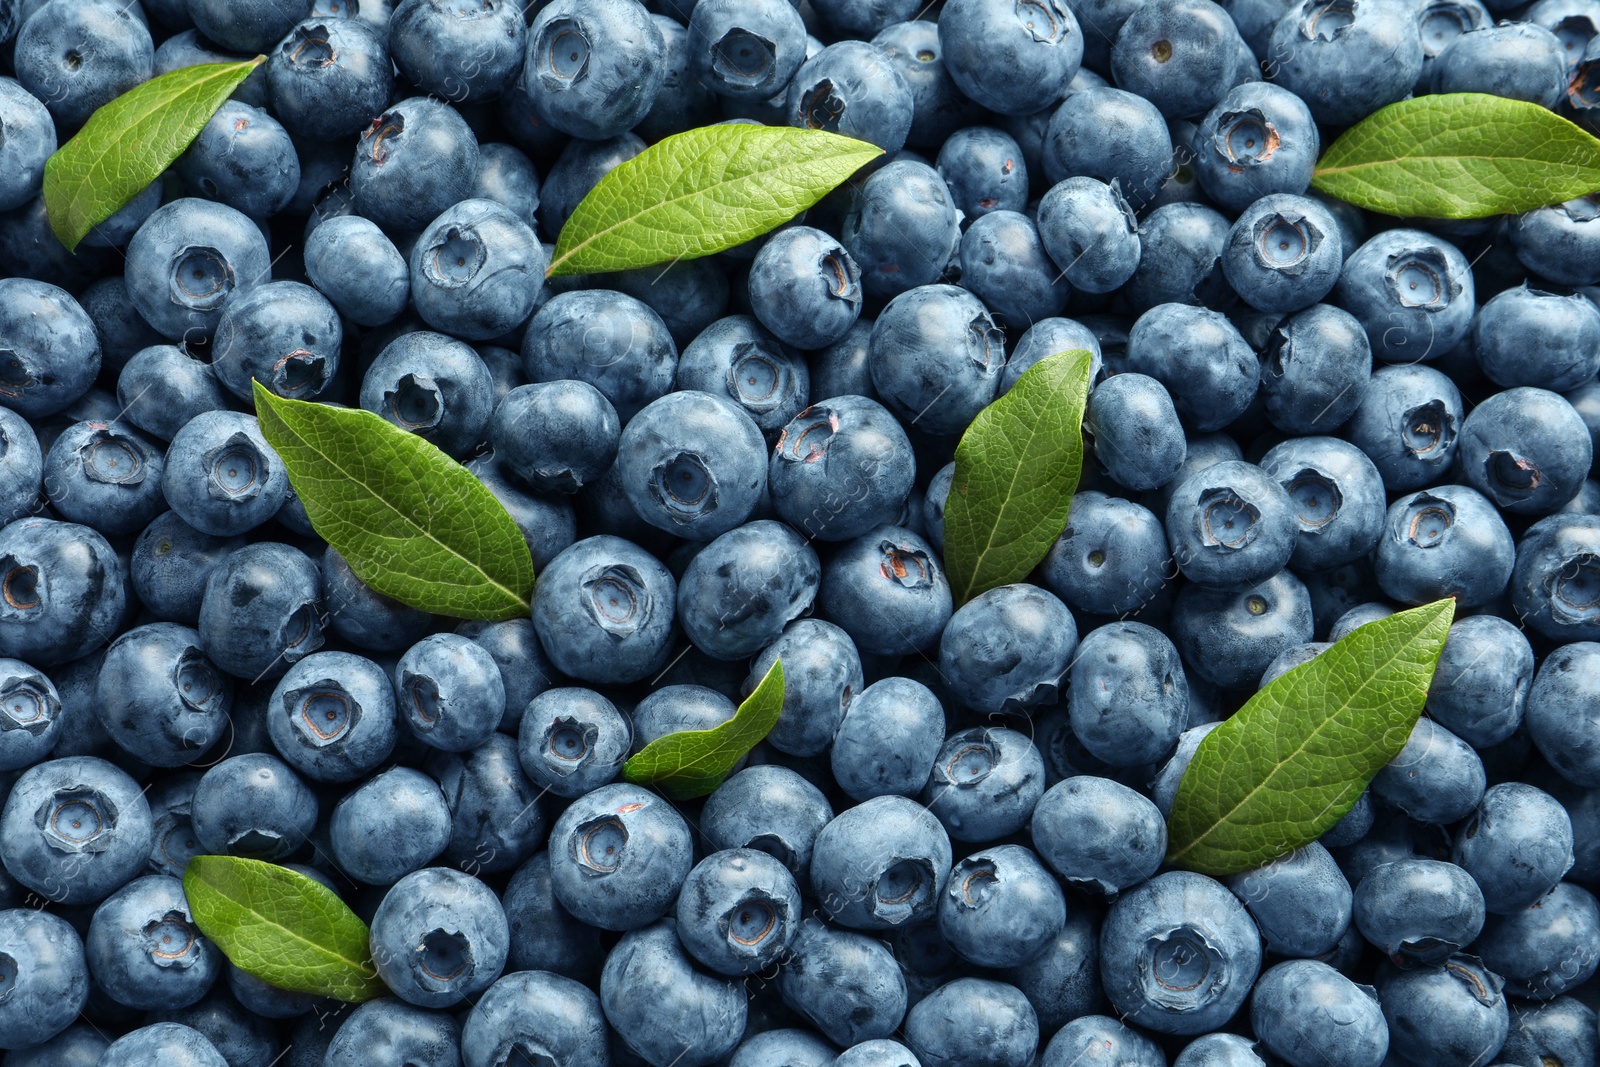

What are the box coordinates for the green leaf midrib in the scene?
[1167,634,1417,866]
[260,394,528,612]
[1315,151,1573,177]
[202,878,370,975]
[952,404,1048,602]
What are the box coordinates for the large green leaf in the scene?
[547,124,881,277]
[253,383,534,621]
[43,59,263,251]
[624,659,785,799]
[1167,599,1457,876]
[184,856,385,1003]
[1312,93,1600,219]
[942,351,1094,606]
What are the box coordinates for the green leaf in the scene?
[252,382,534,621]
[1312,93,1600,219]
[624,659,785,799]
[43,59,263,252]
[183,856,385,1003]
[547,124,882,277]
[1166,599,1458,876]
[942,350,1095,606]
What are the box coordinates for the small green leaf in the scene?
[942,350,1094,606]
[1312,93,1600,219]
[547,124,882,277]
[183,856,385,1003]
[252,382,534,621]
[43,59,263,251]
[624,659,785,799]
[1166,599,1458,876]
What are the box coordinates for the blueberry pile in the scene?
[2,0,1600,1065]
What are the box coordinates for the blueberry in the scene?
[1172,568,1315,689]
[1099,870,1263,1035]
[531,535,676,684]
[186,0,313,52]
[618,391,767,540]
[522,289,679,423]
[829,1039,917,1067]
[831,676,944,800]
[454,617,556,733]
[324,999,460,1067]
[1510,195,1600,286]
[145,987,279,1067]
[395,633,504,754]
[1416,0,1494,59]
[922,726,1046,842]
[747,229,863,351]
[198,542,323,681]
[676,315,811,436]
[1171,1033,1270,1067]
[770,397,914,543]
[1225,843,1352,959]
[677,520,820,660]
[1426,615,1533,748]
[1112,0,1246,119]
[389,0,525,102]
[97,622,231,768]
[0,279,101,419]
[1192,82,1319,214]
[903,977,1037,1067]
[1168,461,1296,589]
[1042,87,1174,207]
[14,0,152,129]
[97,1023,227,1067]
[501,851,601,981]
[409,199,544,342]
[675,847,801,976]
[164,411,291,539]
[351,97,481,234]
[780,917,909,1045]
[787,40,915,153]
[2,1024,108,1065]
[369,867,508,1008]
[212,281,341,403]
[1068,621,1187,767]
[686,0,807,101]
[1460,387,1592,515]
[1041,492,1171,616]
[329,766,452,885]
[1126,304,1257,432]
[321,547,432,655]
[1370,716,1486,825]
[537,133,644,240]
[1353,857,1484,967]
[262,652,394,786]
[939,584,1077,714]
[85,873,219,1011]
[516,687,629,799]
[1257,308,1372,439]
[361,331,495,459]
[428,733,545,874]
[937,0,1082,117]
[1335,228,1475,364]
[819,526,952,656]
[809,794,951,931]
[743,620,858,757]
[1453,782,1575,914]
[1258,436,1384,573]
[177,101,300,220]
[1511,514,1600,642]
[460,969,608,1067]
[1376,485,1515,608]
[0,657,59,773]
[1476,880,1600,999]
[702,766,834,890]
[637,14,719,140]
[1034,180,1140,297]
[630,684,737,754]
[0,908,88,1049]
[192,753,316,862]
[117,345,231,445]
[1031,775,1167,894]
[1012,909,1103,1032]
[1502,997,1600,1067]
[267,18,393,141]
[1376,954,1510,1066]
[39,419,164,539]
[125,199,270,342]
[523,0,666,141]
[303,216,411,327]
[936,126,1030,221]
[841,160,961,300]
[1221,197,1342,315]
[938,844,1065,969]
[1431,22,1567,105]
[1268,0,1424,124]
[1343,364,1463,492]
[604,259,731,352]
[1122,202,1234,311]
[548,781,693,930]
[1250,959,1388,1067]
[958,209,1071,327]
[0,518,126,667]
